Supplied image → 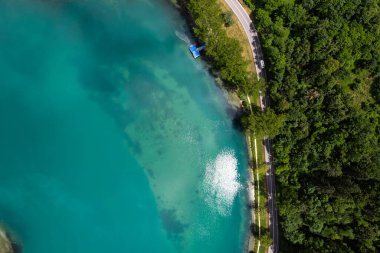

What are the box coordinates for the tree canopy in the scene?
[187,0,249,89]
[242,107,285,138]
[244,0,380,252]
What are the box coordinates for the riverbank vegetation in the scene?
[182,1,282,252]
[185,0,253,90]
[243,0,380,252]
[217,0,256,76]
[184,0,285,134]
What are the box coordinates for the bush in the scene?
[222,11,233,27]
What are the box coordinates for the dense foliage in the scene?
[242,107,285,138]
[244,0,380,252]
[186,0,251,88]
[186,0,284,134]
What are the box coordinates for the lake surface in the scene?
[0,0,249,252]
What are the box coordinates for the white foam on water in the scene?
[202,149,241,216]
[175,30,191,44]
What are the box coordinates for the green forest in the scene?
[244,0,380,252]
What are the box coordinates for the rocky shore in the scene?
[0,228,15,253]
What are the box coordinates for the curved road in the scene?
[223,1,279,252]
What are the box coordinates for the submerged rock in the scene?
[0,228,14,253]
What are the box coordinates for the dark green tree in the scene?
[222,11,234,27]
[242,108,285,138]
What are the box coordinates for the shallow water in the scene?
[0,0,249,252]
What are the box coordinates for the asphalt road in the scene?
[223,1,279,252]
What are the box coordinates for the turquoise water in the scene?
[0,0,248,252]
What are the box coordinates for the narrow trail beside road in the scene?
[223,1,279,252]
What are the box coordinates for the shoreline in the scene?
[245,131,257,252]
[0,228,15,253]
[169,1,258,252]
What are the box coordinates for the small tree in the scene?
[260,230,273,249]
[222,11,234,27]
[239,76,256,97]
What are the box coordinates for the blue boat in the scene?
[189,44,206,59]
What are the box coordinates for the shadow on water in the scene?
[4,232,23,253]
[65,1,178,131]
[160,208,188,242]
[231,112,245,132]
[11,241,23,253]
[225,106,238,119]
[49,2,154,156]
[63,0,241,147]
